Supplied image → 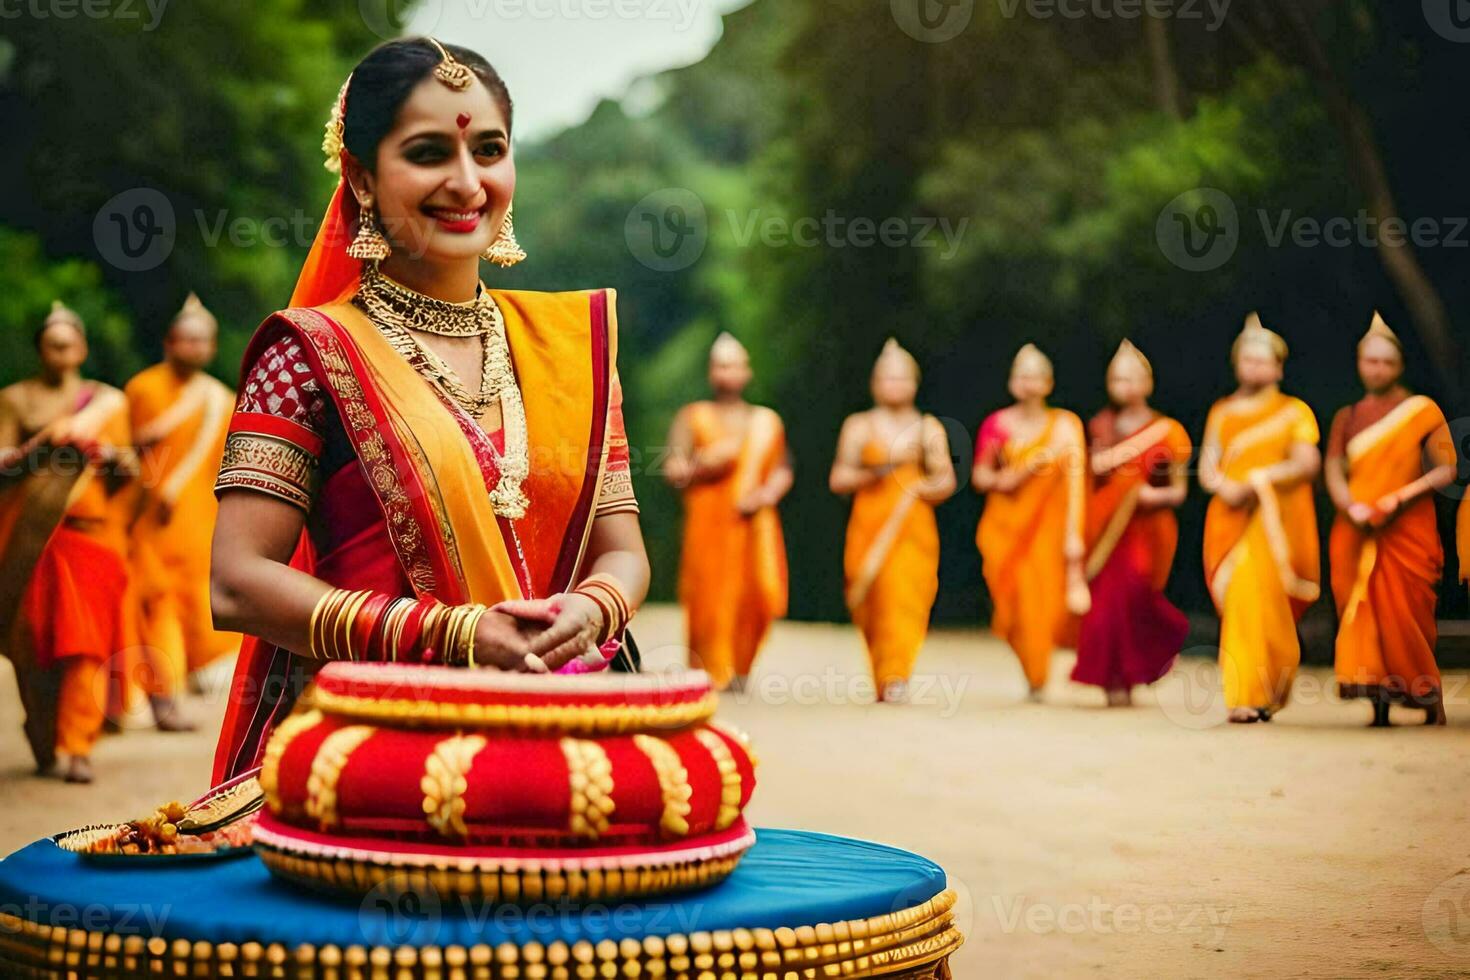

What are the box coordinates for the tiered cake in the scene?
[253,663,758,902]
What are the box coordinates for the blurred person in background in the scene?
[665,332,790,693]
[0,301,140,783]
[1072,340,1191,707]
[830,339,955,705]
[1326,313,1456,726]
[973,344,1090,702]
[1199,314,1321,724]
[126,292,238,732]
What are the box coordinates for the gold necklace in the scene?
[355,266,487,337]
[353,268,531,519]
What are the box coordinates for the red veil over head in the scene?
[291,180,364,309]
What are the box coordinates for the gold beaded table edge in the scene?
[0,890,960,979]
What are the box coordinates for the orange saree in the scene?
[1072,412,1191,690]
[844,437,940,690]
[127,363,240,696]
[1202,390,1320,712]
[0,383,138,768]
[1329,394,1452,706]
[678,403,788,688]
[212,290,619,782]
[976,408,1087,689]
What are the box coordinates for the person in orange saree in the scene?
[209,38,650,783]
[1199,313,1321,724]
[973,344,1090,700]
[665,332,791,692]
[1326,313,1456,726]
[1072,340,1191,706]
[0,302,139,784]
[126,292,238,730]
[1459,496,1470,604]
[830,339,956,704]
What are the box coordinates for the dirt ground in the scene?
[4,603,1470,978]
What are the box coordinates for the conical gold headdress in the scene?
[173,291,218,332]
[1358,310,1402,354]
[45,299,84,332]
[874,337,920,381]
[1011,343,1053,378]
[1231,311,1288,364]
[1108,339,1152,381]
[710,331,749,364]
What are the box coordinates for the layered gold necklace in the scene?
[354,266,530,519]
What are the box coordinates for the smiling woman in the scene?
[207,37,650,784]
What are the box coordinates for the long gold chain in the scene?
[353,268,531,518]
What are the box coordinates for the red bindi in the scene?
[456,113,471,130]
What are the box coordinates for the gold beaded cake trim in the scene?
[259,708,324,817]
[560,738,615,839]
[301,688,719,735]
[633,734,693,838]
[305,725,375,831]
[0,890,960,978]
[694,729,743,831]
[421,735,487,839]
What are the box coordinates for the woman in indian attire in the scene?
[665,332,791,693]
[1326,313,1456,726]
[1199,313,1321,724]
[829,339,956,704]
[210,38,649,784]
[1072,340,1191,706]
[0,302,139,784]
[973,344,1090,701]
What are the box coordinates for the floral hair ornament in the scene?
[426,37,475,92]
[321,74,353,175]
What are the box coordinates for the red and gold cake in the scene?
[253,664,758,902]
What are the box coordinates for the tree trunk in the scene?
[1145,14,1185,119]
[1275,1,1462,402]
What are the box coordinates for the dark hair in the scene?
[342,38,513,172]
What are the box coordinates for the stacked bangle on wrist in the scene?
[571,573,632,645]
[307,589,489,667]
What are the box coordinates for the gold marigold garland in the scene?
[304,725,375,831]
[421,734,487,839]
[560,738,615,839]
[633,735,693,838]
[258,709,324,817]
[694,729,743,832]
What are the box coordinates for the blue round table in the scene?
[0,828,959,978]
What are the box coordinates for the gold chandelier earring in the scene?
[483,203,527,267]
[347,193,392,262]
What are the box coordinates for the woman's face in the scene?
[1106,362,1150,407]
[1009,366,1053,403]
[359,76,514,266]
